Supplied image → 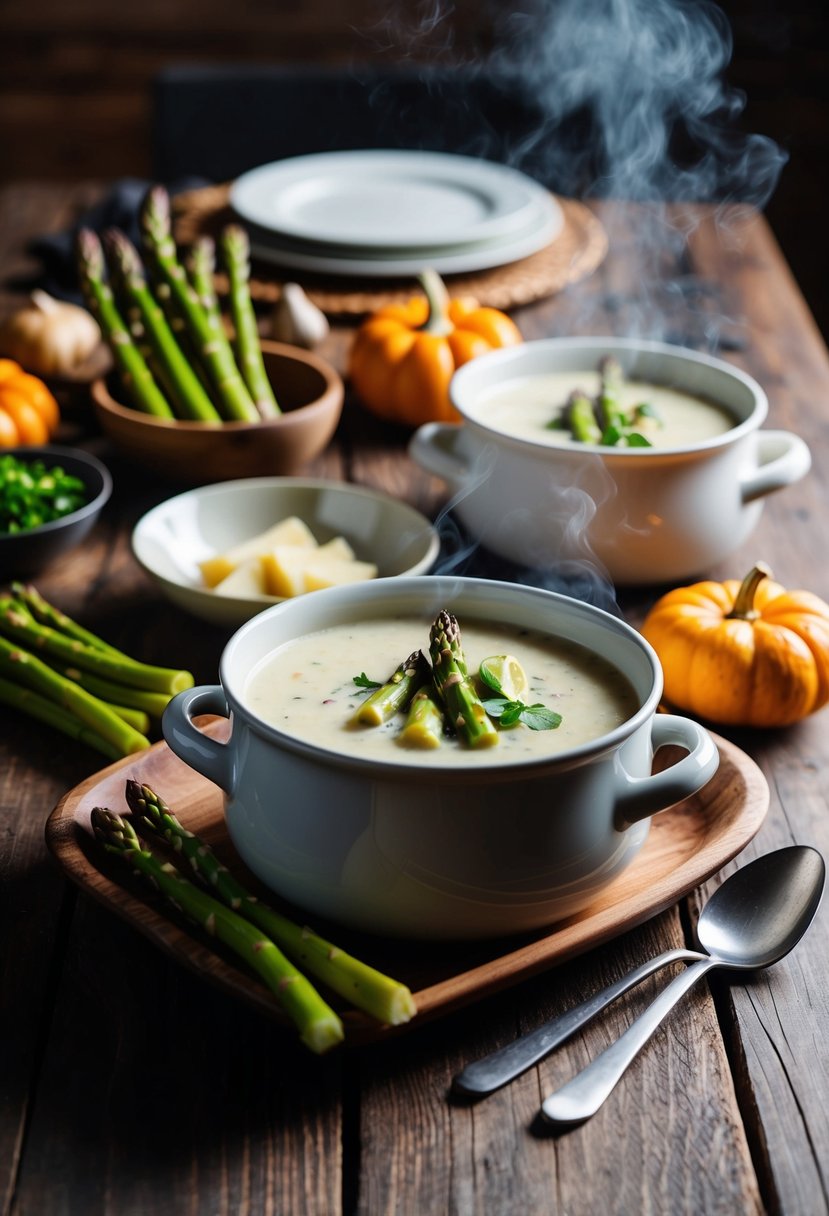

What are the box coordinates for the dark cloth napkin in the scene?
[20,177,209,305]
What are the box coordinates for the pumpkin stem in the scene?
[416,269,454,338]
[727,562,773,620]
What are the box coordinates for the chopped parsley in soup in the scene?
[242,612,640,768]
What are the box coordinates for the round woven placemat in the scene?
[172,184,607,316]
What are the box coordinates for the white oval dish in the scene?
[231,149,559,250]
[131,478,440,628]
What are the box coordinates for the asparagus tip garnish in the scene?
[429,611,499,749]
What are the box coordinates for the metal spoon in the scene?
[539,845,825,1128]
[454,845,824,1099]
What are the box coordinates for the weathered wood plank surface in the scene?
[1,184,828,1215]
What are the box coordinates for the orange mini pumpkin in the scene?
[641,563,829,728]
[349,269,522,427]
[0,358,60,445]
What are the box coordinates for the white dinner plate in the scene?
[246,204,562,279]
[230,149,556,251]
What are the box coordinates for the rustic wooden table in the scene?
[1,183,828,1216]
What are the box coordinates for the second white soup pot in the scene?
[409,337,811,584]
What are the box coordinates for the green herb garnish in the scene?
[0,455,88,534]
[352,672,382,690]
[478,659,562,732]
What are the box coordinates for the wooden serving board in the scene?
[46,725,768,1045]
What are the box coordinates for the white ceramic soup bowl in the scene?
[162,576,718,940]
[409,337,811,585]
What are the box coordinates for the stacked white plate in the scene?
[230,150,563,278]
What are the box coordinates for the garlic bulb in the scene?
[272,283,329,349]
[0,290,102,376]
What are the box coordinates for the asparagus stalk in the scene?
[0,636,149,756]
[185,236,224,334]
[566,389,602,444]
[429,611,499,749]
[76,228,175,419]
[57,667,174,719]
[139,187,260,422]
[103,229,222,423]
[10,582,128,657]
[102,702,151,734]
[124,781,417,1026]
[0,597,193,695]
[0,676,124,761]
[398,687,446,749]
[353,650,430,726]
[90,808,344,1053]
[220,225,280,418]
[596,355,629,435]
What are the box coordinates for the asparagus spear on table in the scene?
[0,596,193,696]
[56,666,174,719]
[124,781,416,1027]
[0,676,126,761]
[76,228,175,419]
[139,186,260,422]
[220,224,281,418]
[103,229,222,423]
[0,634,149,756]
[429,611,499,749]
[90,808,344,1053]
[10,582,128,658]
[353,649,430,726]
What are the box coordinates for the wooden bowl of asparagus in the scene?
[81,187,343,485]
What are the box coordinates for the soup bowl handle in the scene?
[408,422,469,490]
[163,685,235,794]
[614,714,719,829]
[740,430,811,503]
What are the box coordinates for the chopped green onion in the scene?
[0,455,88,534]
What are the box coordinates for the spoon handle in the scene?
[540,958,716,1127]
[453,947,702,1097]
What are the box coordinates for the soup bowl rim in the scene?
[213,575,664,782]
[448,334,768,459]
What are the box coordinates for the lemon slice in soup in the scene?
[478,654,529,700]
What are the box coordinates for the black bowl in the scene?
[0,445,113,577]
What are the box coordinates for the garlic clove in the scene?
[271,283,330,350]
[0,290,102,377]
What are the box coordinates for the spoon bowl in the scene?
[696,845,825,968]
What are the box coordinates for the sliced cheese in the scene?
[212,556,269,598]
[199,516,317,587]
[303,557,378,592]
[314,536,356,562]
[261,545,318,598]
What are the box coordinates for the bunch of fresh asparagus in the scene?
[353,610,560,751]
[0,583,193,759]
[555,355,660,447]
[76,185,279,423]
[92,780,416,1053]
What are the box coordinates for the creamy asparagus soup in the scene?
[242,614,639,767]
[470,369,736,448]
